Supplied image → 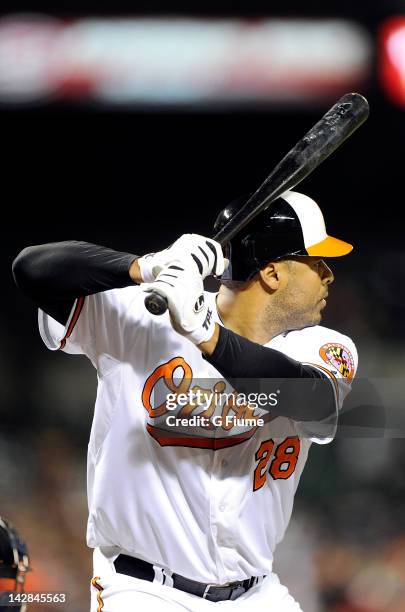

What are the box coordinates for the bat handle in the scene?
[144,291,168,315]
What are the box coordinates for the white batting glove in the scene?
[142,263,216,345]
[137,234,225,283]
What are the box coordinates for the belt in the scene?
[114,554,263,603]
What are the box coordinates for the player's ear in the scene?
[259,262,281,291]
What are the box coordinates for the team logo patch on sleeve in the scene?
[319,343,354,380]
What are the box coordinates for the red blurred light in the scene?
[380,16,405,107]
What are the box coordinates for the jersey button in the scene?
[219,504,226,512]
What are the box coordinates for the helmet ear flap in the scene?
[220,237,262,282]
[240,235,262,279]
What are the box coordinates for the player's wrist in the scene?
[182,312,216,347]
[129,258,144,284]
[196,323,219,354]
[137,254,157,283]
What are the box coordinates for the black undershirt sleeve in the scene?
[13,243,337,424]
[12,241,138,325]
[206,325,336,422]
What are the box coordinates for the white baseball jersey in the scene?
[38,288,357,584]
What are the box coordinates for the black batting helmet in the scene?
[214,190,353,282]
[0,517,30,612]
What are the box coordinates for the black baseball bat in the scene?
[144,92,369,316]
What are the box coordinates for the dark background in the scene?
[2,1,405,611]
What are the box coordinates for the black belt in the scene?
[114,554,262,603]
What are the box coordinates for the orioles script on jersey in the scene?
[142,356,271,449]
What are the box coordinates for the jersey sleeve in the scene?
[38,286,143,372]
[280,326,358,444]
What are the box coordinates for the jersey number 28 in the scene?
[253,437,300,491]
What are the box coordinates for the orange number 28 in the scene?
[253,437,300,491]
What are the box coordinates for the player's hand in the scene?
[137,234,225,283]
[141,262,215,345]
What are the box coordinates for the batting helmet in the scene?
[214,190,353,281]
[0,517,30,612]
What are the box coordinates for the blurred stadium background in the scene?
[2,0,405,610]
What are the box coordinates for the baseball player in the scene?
[13,190,357,611]
[0,517,30,612]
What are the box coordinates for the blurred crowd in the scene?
[0,427,90,611]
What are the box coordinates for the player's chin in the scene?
[316,303,325,319]
[309,308,323,326]
[316,298,327,317]
[314,312,323,324]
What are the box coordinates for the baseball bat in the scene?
[144,92,369,316]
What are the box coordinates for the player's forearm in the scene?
[202,325,304,378]
[202,325,335,422]
[12,241,140,301]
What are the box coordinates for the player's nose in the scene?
[320,261,334,285]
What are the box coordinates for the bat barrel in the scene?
[145,92,369,315]
[213,93,369,246]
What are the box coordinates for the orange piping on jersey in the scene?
[59,296,85,350]
[304,362,340,404]
[91,576,104,612]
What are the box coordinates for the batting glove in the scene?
[138,234,225,283]
[142,262,215,345]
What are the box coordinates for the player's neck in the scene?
[216,284,284,344]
